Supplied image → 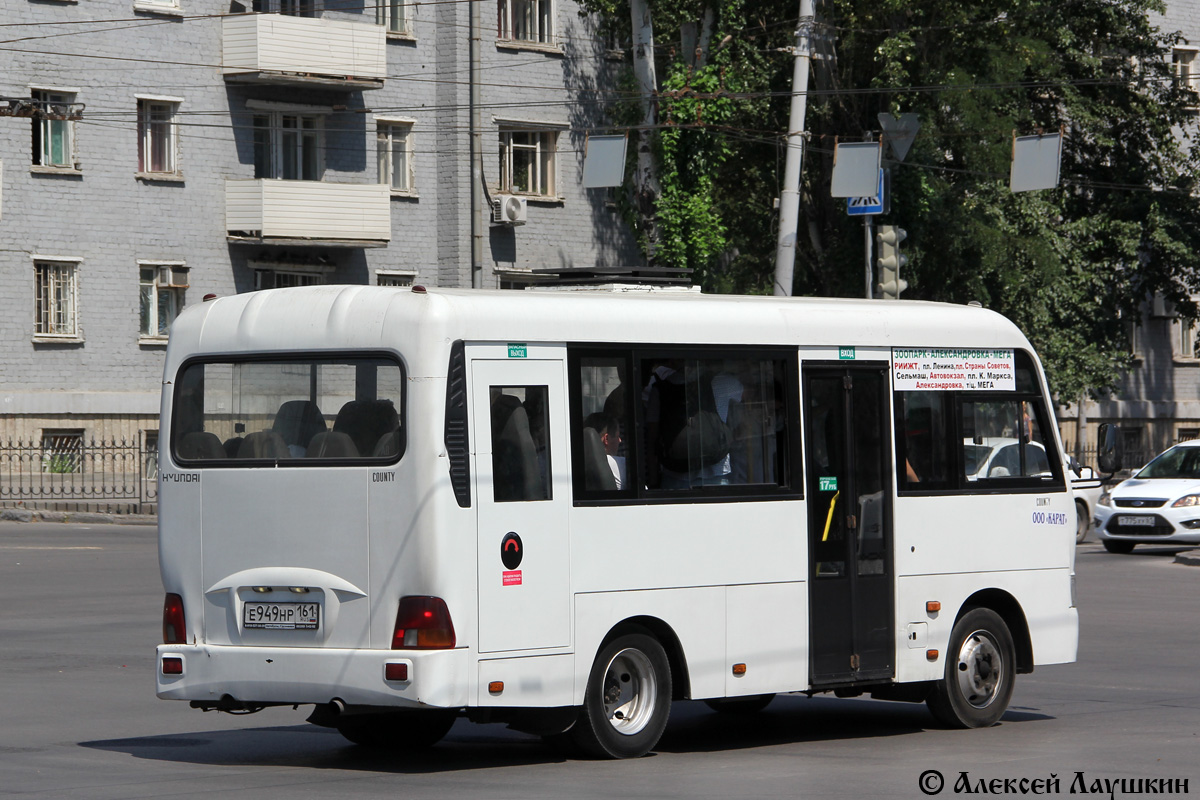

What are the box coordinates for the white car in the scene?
[1093,440,1200,553]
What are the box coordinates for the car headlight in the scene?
[1172,494,1200,508]
[1098,493,1112,507]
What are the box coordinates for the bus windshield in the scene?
[171,356,405,464]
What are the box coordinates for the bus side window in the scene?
[572,356,630,496]
[897,391,952,490]
[491,386,551,502]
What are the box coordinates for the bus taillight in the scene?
[392,596,456,649]
[163,593,186,644]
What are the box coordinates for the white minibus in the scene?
[156,285,1079,758]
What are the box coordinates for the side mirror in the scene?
[1097,423,1121,475]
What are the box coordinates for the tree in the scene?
[585,0,1200,401]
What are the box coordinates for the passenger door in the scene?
[472,356,571,653]
[803,365,894,685]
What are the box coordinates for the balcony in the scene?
[222,14,386,89]
[226,180,391,247]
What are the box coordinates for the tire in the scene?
[570,632,672,759]
[1076,501,1090,543]
[927,607,1015,729]
[704,694,775,715]
[1103,540,1136,554]
[335,709,456,749]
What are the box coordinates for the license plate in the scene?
[1119,515,1156,527]
[243,602,320,630]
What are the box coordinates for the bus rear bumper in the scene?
[155,644,470,709]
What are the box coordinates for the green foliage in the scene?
[584,0,1200,401]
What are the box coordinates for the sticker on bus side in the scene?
[819,477,838,492]
[892,348,1015,391]
[507,344,527,358]
[838,346,855,360]
[502,570,522,586]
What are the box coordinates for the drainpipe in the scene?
[470,0,483,288]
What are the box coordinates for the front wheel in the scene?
[570,631,672,758]
[1103,540,1136,554]
[927,608,1015,729]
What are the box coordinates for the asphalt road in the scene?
[1,522,1197,800]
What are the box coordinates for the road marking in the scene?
[0,545,103,550]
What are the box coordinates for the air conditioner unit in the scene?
[156,265,189,289]
[492,194,528,226]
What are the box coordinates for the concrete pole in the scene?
[773,0,815,297]
[469,0,483,288]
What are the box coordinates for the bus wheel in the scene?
[1103,540,1135,554]
[704,694,775,715]
[571,632,672,759]
[927,608,1015,729]
[335,709,456,749]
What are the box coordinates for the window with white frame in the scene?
[377,120,414,192]
[137,98,180,175]
[499,0,553,45]
[376,270,416,286]
[255,268,326,289]
[41,429,84,475]
[499,128,557,196]
[377,0,410,34]
[32,90,76,169]
[1178,308,1200,359]
[1174,47,1199,99]
[135,0,181,12]
[139,263,188,339]
[252,0,318,15]
[253,112,323,181]
[34,259,80,338]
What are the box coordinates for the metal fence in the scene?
[0,435,157,515]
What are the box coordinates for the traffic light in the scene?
[876,224,908,300]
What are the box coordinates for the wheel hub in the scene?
[955,629,1002,709]
[601,648,658,736]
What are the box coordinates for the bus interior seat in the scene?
[491,394,541,501]
[372,430,401,457]
[333,400,399,457]
[238,430,290,459]
[178,431,224,460]
[306,431,358,458]
[582,427,617,490]
[222,437,244,458]
[272,400,327,452]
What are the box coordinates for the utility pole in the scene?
[469,0,483,288]
[773,0,815,297]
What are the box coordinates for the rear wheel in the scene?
[570,632,672,759]
[336,709,456,749]
[1076,501,1090,543]
[1103,539,1136,554]
[704,694,775,715]
[927,608,1015,729]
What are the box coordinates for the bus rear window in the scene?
[171,356,404,465]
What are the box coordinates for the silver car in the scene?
[1094,440,1200,553]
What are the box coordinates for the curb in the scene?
[1175,549,1200,567]
[0,509,156,526]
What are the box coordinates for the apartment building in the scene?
[1055,1,1200,466]
[0,0,639,451]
